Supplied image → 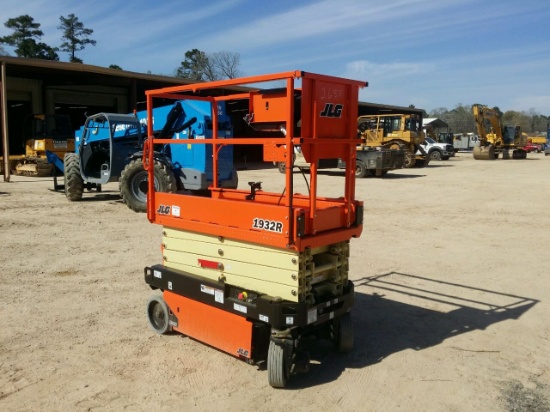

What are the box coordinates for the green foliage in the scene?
[109,64,122,70]
[0,15,59,60]
[176,49,210,80]
[58,14,96,63]
[429,104,548,134]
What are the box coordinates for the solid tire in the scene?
[119,158,176,213]
[64,153,83,201]
[333,312,354,353]
[267,340,289,388]
[146,293,171,334]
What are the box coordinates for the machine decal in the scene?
[286,316,294,325]
[153,270,162,279]
[214,289,224,304]
[252,218,283,233]
[259,314,269,323]
[200,284,215,295]
[171,205,181,217]
[237,348,250,358]
[53,141,68,149]
[157,205,171,215]
[320,103,343,118]
[234,303,247,314]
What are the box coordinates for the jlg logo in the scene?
[157,205,171,215]
[320,103,343,118]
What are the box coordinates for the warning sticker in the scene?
[172,205,181,217]
[200,285,215,295]
[234,303,247,314]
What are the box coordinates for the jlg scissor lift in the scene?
[143,70,365,388]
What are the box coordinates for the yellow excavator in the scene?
[15,114,75,176]
[472,105,527,160]
[357,113,429,167]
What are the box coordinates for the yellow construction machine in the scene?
[357,113,429,168]
[472,105,527,160]
[15,114,75,176]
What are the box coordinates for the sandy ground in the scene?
[1,152,549,411]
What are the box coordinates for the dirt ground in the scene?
[1,152,549,411]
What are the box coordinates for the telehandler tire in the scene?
[119,158,176,213]
[64,153,83,201]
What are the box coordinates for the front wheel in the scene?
[332,312,354,353]
[64,153,83,201]
[267,340,290,388]
[429,150,442,161]
[119,158,177,213]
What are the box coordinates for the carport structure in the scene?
[0,56,244,181]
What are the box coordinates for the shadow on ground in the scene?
[288,272,538,389]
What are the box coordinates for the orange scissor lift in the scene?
[143,70,365,387]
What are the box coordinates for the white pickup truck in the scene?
[420,137,455,161]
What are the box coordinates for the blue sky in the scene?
[2,0,550,115]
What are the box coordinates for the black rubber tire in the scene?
[429,150,442,161]
[333,312,354,353]
[442,156,450,161]
[146,292,171,334]
[64,153,83,201]
[267,340,289,388]
[355,160,368,178]
[119,158,177,213]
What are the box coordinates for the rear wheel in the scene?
[119,158,177,213]
[146,292,171,334]
[355,160,367,178]
[64,153,83,201]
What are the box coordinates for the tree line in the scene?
[427,104,548,135]
[0,14,241,79]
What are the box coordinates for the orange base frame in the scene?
[163,290,253,360]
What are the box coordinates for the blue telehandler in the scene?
[48,99,238,212]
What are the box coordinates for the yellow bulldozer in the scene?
[472,105,527,160]
[357,113,429,168]
[15,114,75,176]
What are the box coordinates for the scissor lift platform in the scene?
[143,70,366,387]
